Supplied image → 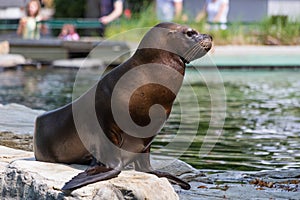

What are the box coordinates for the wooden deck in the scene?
[7,38,131,65]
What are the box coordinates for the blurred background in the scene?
[0,0,299,174]
[0,0,299,44]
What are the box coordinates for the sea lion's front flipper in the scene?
[149,170,191,190]
[61,165,121,194]
[134,148,191,190]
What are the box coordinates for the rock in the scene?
[151,156,199,176]
[0,146,179,200]
[0,131,33,151]
[52,58,104,69]
[182,170,300,200]
[252,169,300,179]
[0,54,26,68]
[0,104,44,135]
[151,156,207,183]
[0,146,33,164]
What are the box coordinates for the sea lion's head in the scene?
[138,22,213,63]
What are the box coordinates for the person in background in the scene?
[98,0,124,37]
[17,0,47,39]
[196,0,229,30]
[58,24,80,41]
[156,0,183,22]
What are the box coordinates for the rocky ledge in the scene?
[0,146,180,200]
[1,147,300,200]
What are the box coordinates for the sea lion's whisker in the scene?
[184,44,198,61]
[185,44,202,61]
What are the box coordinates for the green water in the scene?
[0,68,299,171]
[167,70,300,171]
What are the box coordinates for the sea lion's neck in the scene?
[133,48,186,75]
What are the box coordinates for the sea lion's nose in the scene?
[202,34,213,41]
[196,34,213,42]
[200,34,213,50]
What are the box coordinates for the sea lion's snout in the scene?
[203,35,213,51]
[195,33,212,41]
[202,34,213,43]
[197,34,213,51]
[184,28,213,51]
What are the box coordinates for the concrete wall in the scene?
[0,0,25,19]
[183,0,205,19]
[0,8,23,19]
[0,0,26,8]
[184,0,300,22]
[184,0,268,22]
[268,0,300,21]
[228,0,268,22]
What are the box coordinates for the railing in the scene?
[0,19,19,30]
[0,16,287,31]
[0,18,103,30]
[38,18,103,29]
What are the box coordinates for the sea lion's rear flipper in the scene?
[149,170,191,190]
[61,165,121,194]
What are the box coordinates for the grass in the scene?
[257,17,300,45]
[104,5,159,42]
[105,4,300,45]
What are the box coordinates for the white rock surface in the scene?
[0,54,26,68]
[0,146,179,200]
[52,58,104,69]
[0,145,33,163]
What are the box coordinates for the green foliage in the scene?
[54,0,86,18]
[258,17,300,45]
[55,0,298,45]
[105,3,159,40]
[126,0,153,17]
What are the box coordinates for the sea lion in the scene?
[33,22,212,193]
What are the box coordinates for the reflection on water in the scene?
[0,68,100,110]
[169,70,300,171]
[0,68,299,171]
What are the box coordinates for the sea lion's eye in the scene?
[186,29,197,37]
